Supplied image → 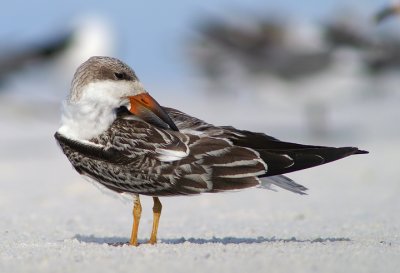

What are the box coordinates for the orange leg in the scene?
[149,197,162,245]
[129,194,142,246]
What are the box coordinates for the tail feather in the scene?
[259,146,367,176]
[260,175,308,195]
[227,129,368,177]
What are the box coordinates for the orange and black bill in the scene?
[128,93,179,131]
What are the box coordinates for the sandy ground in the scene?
[0,83,399,273]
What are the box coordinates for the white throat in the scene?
[57,80,135,140]
[58,100,117,140]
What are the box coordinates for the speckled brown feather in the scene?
[56,105,367,196]
[55,114,268,196]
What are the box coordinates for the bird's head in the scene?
[67,56,177,131]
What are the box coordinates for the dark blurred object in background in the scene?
[369,3,400,73]
[187,8,400,86]
[185,8,400,137]
[187,15,332,83]
[375,3,400,23]
[0,16,114,101]
[0,31,73,83]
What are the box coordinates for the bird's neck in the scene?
[58,100,116,140]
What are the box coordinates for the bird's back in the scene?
[55,108,367,197]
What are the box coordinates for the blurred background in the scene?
[0,0,399,139]
[1,1,400,268]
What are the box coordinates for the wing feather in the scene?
[165,107,367,177]
[56,107,366,197]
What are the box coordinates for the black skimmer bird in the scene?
[187,16,333,83]
[55,56,368,246]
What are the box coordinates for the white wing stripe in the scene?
[156,148,189,162]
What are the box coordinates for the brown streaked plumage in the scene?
[55,56,368,246]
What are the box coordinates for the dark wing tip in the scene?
[355,149,369,155]
[336,147,369,157]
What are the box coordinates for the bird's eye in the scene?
[114,72,125,80]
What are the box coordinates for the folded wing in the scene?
[55,107,367,197]
[165,107,368,177]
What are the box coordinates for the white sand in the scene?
[0,80,399,273]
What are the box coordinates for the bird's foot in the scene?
[129,240,140,247]
[148,237,157,245]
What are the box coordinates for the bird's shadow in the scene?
[72,234,350,246]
